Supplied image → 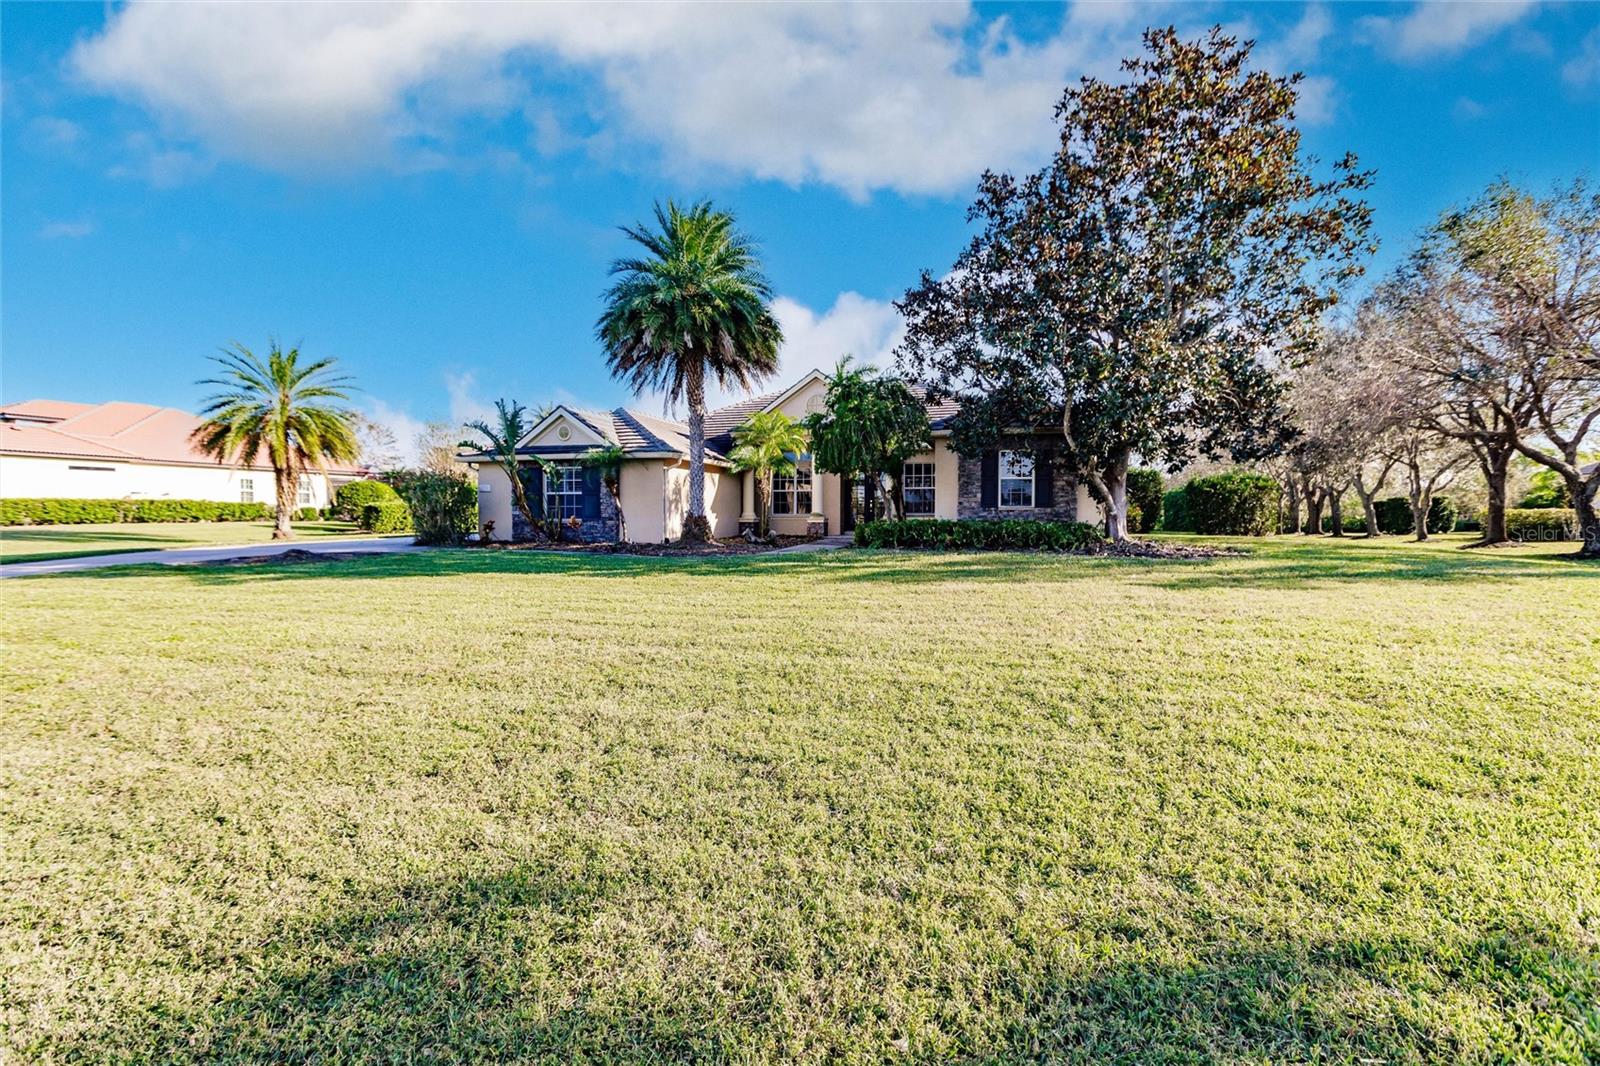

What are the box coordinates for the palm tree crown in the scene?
[596,199,783,540]
[597,200,783,401]
[730,411,810,537]
[192,342,358,539]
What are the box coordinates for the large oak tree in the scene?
[897,27,1372,540]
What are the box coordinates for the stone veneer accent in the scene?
[956,448,1081,522]
[510,480,619,543]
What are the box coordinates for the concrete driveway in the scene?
[0,536,423,578]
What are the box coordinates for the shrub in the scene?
[360,502,413,534]
[1375,495,1457,535]
[1374,497,1411,535]
[294,507,321,522]
[1505,508,1577,541]
[1126,468,1164,533]
[334,479,402,520]
[1427,496,1458,535]
[1160,488,1191,531]
[854,518,1102,552]
[0,498,271,526]
[1184,471,1278,536]
[391,472,476,545]
[1125,503,1143,535]
[1518,469,1570,509]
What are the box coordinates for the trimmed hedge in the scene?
[0,498,271,526]
[1160,488,1191,532]
[360,502,413,534]
[334,479,401,520]
[1126,468,1164,534]
[854,518,1102,552]
[1505,508,1578,541]
[1184,471,1278,536]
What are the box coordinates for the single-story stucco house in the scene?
[0,399,364,508]
[460,369,1103,543]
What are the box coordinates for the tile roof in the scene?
[0,398,365,474]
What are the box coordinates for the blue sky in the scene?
[3,1,1597,459]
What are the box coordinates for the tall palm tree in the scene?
[597,200,783,542]
[192,342,359,540]
[464,399,544,541]
[729,411,809,538]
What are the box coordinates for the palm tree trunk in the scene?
[757,475,771,538]
[683,361,711,542]
[274,467,295,540]
[609,478,627,543]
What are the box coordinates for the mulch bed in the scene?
[200,549,371,567]
[1079,539,1244,559]
[472,534,818,557]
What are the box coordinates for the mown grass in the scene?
[0,520,378,564]
[2,535,1596,1063]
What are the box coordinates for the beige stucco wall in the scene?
[0,454,341,507]
[619,459,666,544]
[472,462,515,540]
[526,412,605,449]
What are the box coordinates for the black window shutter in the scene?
[1035,451,1054,508]
[980,450,998,509]
[519,464,542,506]
[582,466,601,519]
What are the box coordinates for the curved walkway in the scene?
[0,536,422,578]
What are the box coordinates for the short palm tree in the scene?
[729,411,809,538]
[581,444,629,542]
[464,399,543,541]
[192,342,359,540]
[596,200,783,542]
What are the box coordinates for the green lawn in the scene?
[0,520,379,564]
[2,535,1596,1063]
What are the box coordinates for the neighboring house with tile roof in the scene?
[0,399,365,509]
[459,369,1100,543]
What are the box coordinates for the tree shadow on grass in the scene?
[52,862,1600,1063]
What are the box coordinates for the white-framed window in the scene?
[903,461,936,516]
[999,450,1035,509]
[240,478,255,504]
[771,464,813,515]
[296,477,314,507]
[545,463,583,519]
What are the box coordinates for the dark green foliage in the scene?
[1374,497,1412,535]
[0,498,271,526]
[1428,496,1458,535]
[360,502,413,534]
[293,507,320,522]
[1160,488,1191,532]
[1322,514,1368,534]
[1184,472,1279,536]
[1505,509,1578,541]
[854,518,1102,552]
[334,479,402,520]
[1126,468,1164,533]
[1375,496,1457,535]
[389,473,476,545]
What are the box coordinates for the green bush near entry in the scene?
[855,518,1101,552]
[1126,468,1164,533]
[334,479,402,520]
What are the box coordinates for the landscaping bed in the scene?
[471,533,818,556]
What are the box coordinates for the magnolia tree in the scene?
[896,27,1373,541]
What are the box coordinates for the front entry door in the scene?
[840,475,878,532]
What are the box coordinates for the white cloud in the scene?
[361,397,430,467]
[1360,1,1541,60]
[38,219,95,239]
[1564,27,1600,87]
[64,2,1165,197]
[29,115,83,146]
[1248,5,1338,124]
[697,291,905,409]
[444,370,497,427]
